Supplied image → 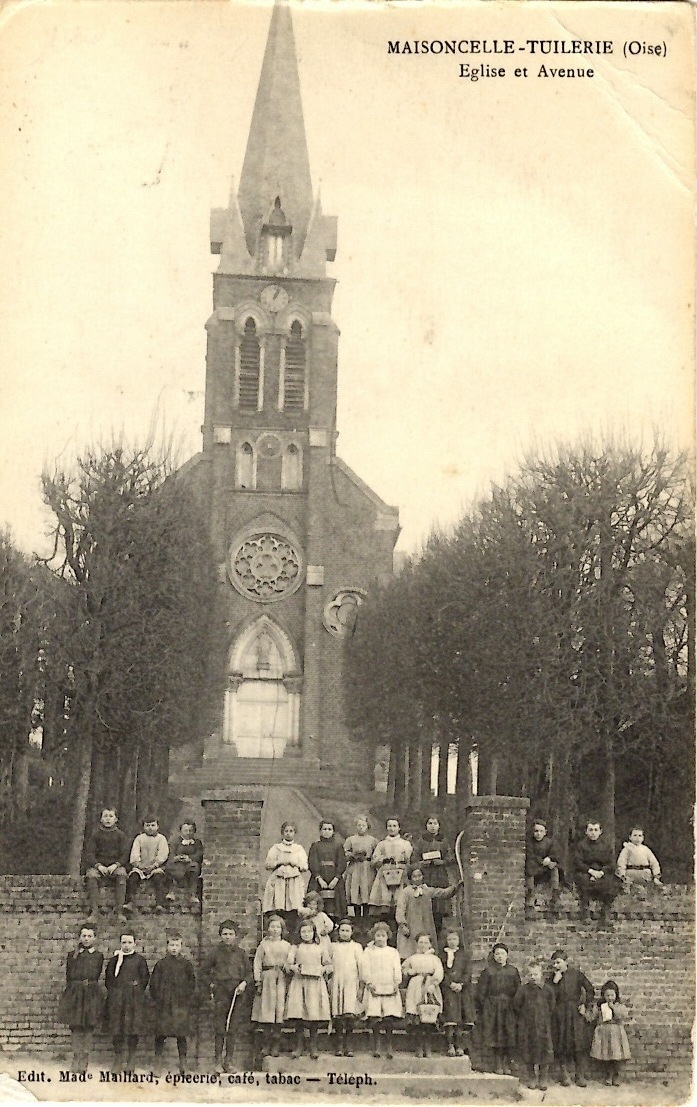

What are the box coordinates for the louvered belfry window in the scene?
[239,318,261,410]
[283,321,305,411]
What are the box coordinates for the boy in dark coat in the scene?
[573,819,621,925]
[202,920,252,1074]
[513,962,554,1090]
[548,949,594,1087]
[440,928,475,1057]
[105,931,150,1072]
[525,819,561,917]
[165,821,204,909]
[57,924,105,1074]
[150,930,197,1075]
[84,808,129,922]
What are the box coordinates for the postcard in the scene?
[0,1,693,1105]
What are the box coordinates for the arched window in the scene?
[282,443,303,490]
[238,318,261,410]
[236,441,255,489]
[283,320,306,412]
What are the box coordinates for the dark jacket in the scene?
[85,826,129,869]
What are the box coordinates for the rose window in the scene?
[229,533,302,602]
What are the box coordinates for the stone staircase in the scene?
[263,1044,520,1100]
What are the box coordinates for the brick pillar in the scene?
[463,796,529,961]
[201,788,265,943]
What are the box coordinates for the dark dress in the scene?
[202,944,252,1033]
[166,836,204,885]
[104,952,150,1036]
[307,836,348,919]
[514,982,554,1064]
[412,834,453,891]
[549,967,594,1057]
[573,837,621,902]
[58,949,105,1030]
[149,954,197,1037]
[440,947,475,1027]
[476,962,521,1050]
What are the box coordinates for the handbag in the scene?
[382,865,403,888]
[418,1001,440,1023]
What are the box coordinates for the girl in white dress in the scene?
[284,921,332,1059]
[262,822,309,933]
[330,920,364,1057]
[368,818,413,923]
[402,932,445,1058]
[360,921,403,1059]
[251,915,291,1058]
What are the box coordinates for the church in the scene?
[170,1,399,814]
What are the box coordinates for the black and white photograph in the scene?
[0,1,693,1104]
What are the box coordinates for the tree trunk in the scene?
[437,734,449,798]
[420,741,433,803]
[67,733,93,876]
[386,743,397,808]
[393,742,406,811]
[598,730,616,852]
[12,747,30,818]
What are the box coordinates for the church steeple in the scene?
[237,0,314,260]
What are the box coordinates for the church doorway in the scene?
[224,617,300,758]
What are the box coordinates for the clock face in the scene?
[260,284,289,312]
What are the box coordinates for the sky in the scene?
[0,0,693,557]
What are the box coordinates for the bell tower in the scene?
[195,0,398,791]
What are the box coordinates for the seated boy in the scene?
[525,819,561,917]
[125,817,169,914]
[84,807,129,922]
[573,818,621,925]
[616,826,663,893]
[165,821,204,908]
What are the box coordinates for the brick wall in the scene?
[463,796,695,1078]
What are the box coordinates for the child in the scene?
[548,949,594,1087]
[513,962,554,1090]
[329,919,363,1057]
[395,866,461,959]
[202,920,251,1074]
[57,924,105,1074]
[343,815,378,923]
[252,915,291,1058]
[360,921,403,1059]
[307,820,347,922]
[616,827,663,894]
[475,943,520,1075]
[149,930,197,1076]
[590,980,631,1086]
[525,818,561,917]
[125,817,169,914]
[165,821,204,908]
[298,891,334,956]
[83,807,129,922]
[262,822,309,933]
[402,932,444,1059]
[440,928,475,1058]
[411,816,454,929]
[573,818,621,925]
[284,920,332,1059]
[368,818,413,923]
[104,931,150,1073]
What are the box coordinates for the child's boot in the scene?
[344,1025,354,1057]
[125,1036,138,1071]
[578,895,590,922]
[270,1028,281,1058]
[292,1028,305,1059]
[372,1028,382,1059]
[214,1034,224,1074]
[611,1063,621,1087]
[384,1026,394,1060]
[525,1064,536,1089]
[538,1063,548,1091]
[111,1040,124,1075]
[446,1027,456,1057]
[308,1026,319,1060]
[334,1023,345,1056]
[599,902,613,928]
[493,1051,504,1075]
[574,1053,588,1087]
[548,888,561,918]
[604,1062,613,1087]
[559,1059,571,1086]
[177,1038,187,1076]
[455,1029,468,1057]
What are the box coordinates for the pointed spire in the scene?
[238,0,314,259]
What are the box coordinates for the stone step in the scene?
[262,1056,519,1100]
